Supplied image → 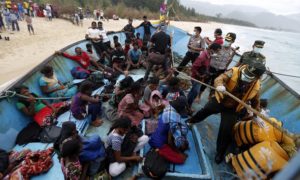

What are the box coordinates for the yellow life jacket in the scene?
[231,141,289,179]
[215,66,261,112]
[234,118,296,156]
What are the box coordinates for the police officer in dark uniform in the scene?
[237,40,266,66]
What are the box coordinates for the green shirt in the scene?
[240,51,266,66]
[16,99,46,113]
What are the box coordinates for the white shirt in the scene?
[86,28,101,43]
[99,29,109,43]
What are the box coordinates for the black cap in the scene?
[143,15,147,19]
[170,96,188,116]
[225,32,236,43]
[254,40,265,48]
[244,63,266,78]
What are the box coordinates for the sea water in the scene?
[199,23,300,94]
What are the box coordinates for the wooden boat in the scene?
[0,25,299,179]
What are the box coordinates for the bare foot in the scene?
[91,119,104,127]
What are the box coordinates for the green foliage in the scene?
[47,0,255,27]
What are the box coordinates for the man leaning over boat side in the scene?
[236,40,266,67]
[187,62,267,164]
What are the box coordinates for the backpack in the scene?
[39,125,62,143]
[79,135,106,162]
[16,122,42,145]
[142,149,169,179]
[88,71,104,84]
[71,66,90,79]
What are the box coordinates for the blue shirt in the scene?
[128,49,142,64]
[149,105,188,148]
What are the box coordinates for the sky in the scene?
[187,0,300,15]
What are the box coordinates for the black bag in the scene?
[16,122,42,145]
[39,125,62,143]
[121,126,143,156]
[142,149,169,179]
[0,149,9,174]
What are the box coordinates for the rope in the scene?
[0,90,72,100]
[267,71,300,79]
[0,90,113,100]
[174,69,295,139]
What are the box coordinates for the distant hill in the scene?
[182,0,266,17]
[286,13,300,23]
[183,0,300,32]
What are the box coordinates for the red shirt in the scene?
[214,36,224,45]
[191,50,211,79]
[62,52,91,69]
[124,44,131,55]
[136,39,143,48]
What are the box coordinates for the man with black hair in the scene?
[123,18,135,41]
[204,28,224,45]
[136,15,155,42]
[98,21,111,48]
[111,35,119,49]
[177,26,205,73]
[209,32,237,87]
[237,40,266,67]
[85,21,108,57]
[150,25,171,54]
[187,43,222,107]
[111,43,127,75]
[143,48,172,81]
[188,62,266,164]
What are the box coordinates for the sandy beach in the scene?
[0,17,222,88]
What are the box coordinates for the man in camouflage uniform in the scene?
[237,40,266,66]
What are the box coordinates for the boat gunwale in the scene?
[1,27,299,101]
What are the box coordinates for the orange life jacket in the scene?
[215,66,260,112]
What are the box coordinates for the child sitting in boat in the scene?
[143,77,160,106]
[149,96,189,164]
[162,76,185,102]
[111,43,128,76]
[55,121,106,179]
[118,82,144,127]
[106,76,134,122]
[60,137,84,180]
[141,77,168,118]
[71,81,103,127]
[126,42,143,70]
[39,65,77,98]
[106,118,144,177]
[15,85,69,127]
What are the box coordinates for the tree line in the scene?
[35,0,256,27]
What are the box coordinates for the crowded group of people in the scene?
[0,0,57,36]
[0,13,293,180]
